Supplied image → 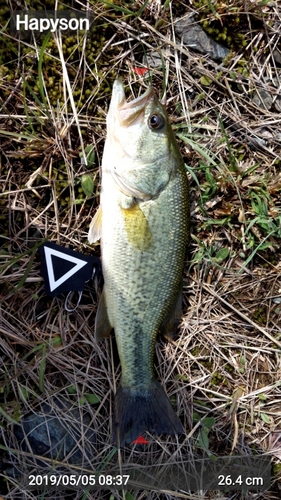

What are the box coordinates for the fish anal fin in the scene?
[160,289,182,341]
[88,206,102,244]
[122,204,152,251]
[95,289,112,340]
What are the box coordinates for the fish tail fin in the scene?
[112,380,184,446]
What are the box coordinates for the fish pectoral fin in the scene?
[122,204,152,251]
[160,289,182,341]
[88,206,102,244]
[95,289,112,340]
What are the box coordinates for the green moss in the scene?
[273,463,281,476]
[211,372,224,385]
[0,3,118,116]
[193,0,265,54]
[201,361,213,371]
[225,363,234,373]
[191,347,200,356]
[252,307,267,325]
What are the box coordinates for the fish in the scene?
[88,79,189,446]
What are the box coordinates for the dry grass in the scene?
[1,0,281,498]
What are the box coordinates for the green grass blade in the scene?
[14,246,38,291]
[38,33,52,111]
[39,344,47,393]
[0,404,19,425]
[177,133,218,167]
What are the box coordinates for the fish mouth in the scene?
[112,79,154,126]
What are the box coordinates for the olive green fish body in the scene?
[101,167,188,391]
[89,80,189,445]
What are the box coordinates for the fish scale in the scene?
[88,79,189,445]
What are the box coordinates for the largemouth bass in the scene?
[89,79,189,446]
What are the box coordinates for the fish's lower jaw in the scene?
[112,380,184,447]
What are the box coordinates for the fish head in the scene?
[103,79,180,200]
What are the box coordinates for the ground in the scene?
[0,1,281,499]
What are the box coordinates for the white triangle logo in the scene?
[44,246,88,292]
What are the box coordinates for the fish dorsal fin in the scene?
[88,206,102,244]
[160,288,182,341]
[121,204,152,251]
[95,289,112,340]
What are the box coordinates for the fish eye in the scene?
[148,114,165,130]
